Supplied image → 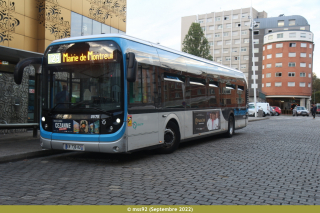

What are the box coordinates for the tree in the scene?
[312,73,320,104]
[182,23,213,60]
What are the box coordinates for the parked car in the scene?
[272,106,282,116]
[293,106,309,116]
[248,102,270,117]
[270,107,276,116]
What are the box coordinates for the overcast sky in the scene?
[127,0,320,76]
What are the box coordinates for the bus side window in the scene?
[128,63,156,107]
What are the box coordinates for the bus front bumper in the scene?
[40,135,127,153]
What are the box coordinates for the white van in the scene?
[248,102,271,117]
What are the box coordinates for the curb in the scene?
[248,117,269,122]
[0,150,68,164]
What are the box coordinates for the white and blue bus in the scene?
[14,34,248,154]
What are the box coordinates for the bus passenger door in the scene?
[127,64,159,151]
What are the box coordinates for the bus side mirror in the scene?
[14,57,42,85]
[126,52,137,82]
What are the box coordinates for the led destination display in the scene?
[48,51,114,64]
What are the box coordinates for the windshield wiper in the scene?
[89,107,114,117]
[48,102,73,115]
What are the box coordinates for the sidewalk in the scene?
[0,130,64,163]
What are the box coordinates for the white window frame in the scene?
[288,82,295,87]
[276,53,283,58]
[275,63,282,67]
[289,53,296,57]
[300,72,306,77]
[266,83,271,87]
[289,33,296,38]
[288,62,296,67]
[299,82,305,87]
[288,72,295,77]
[300,53,306,57]
[300,63,306,68]
[275,82,282,87]
[267,54,272,59]
[267,44,272,49]
[266,73,271,78]
[276,43,283,48]
[301,43,307,47]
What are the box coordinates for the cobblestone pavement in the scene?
[0,116,320,205]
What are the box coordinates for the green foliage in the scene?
[312,73,320,104]
[182,23,213,60]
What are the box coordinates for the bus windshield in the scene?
[42,41,123,114]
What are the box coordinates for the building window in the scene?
[278,20,284,27]
[244,39,249,43]
[234,39,240,44]
[266,64,272,68]
[226,23,231,28]
[262,84,264,87]
[267,44,272,49]
[268,35,273,40]
[288,62,296,67]
[201,27,206,31]
[215,17,221,21]
[277,33,284,38]
[241,30,247,35]
[235,23,241,27]
[309,73,311,78]
[225,40,231,45]
[263,56,265,60]
[209,41,214,46]
[242,13,248,18]
[301,43,307,47]
[308,83,311,87]
[289,33,296,38]
[224,16,230,20]
[275,72,282,77]
[309,44,312,48]
[254,48,259,53]
[275,63,282,67]
[206,34,212,38]
[289,53,296,57]
[232,48,238,52]
[288,82,295,87]
[300,33,306,38]
[267,54,272,59]
[266,83,271,87]
[244,21,250,26]
[300,53,306,57]
[309,64,312,68]
[223,49,228,53]
[217,25,223,29]
[288,72,295,77]
[263,46,265,51]
[300,82,305,87]
[214,49,220,54]
[226,57,231,61]
[217,41,222,45]
[268,29,273,33]
[233,14,238,19]
[300,27,305,30]
[254,39,259,44]
[300,72,306,77]
[289,19,295,26]
[254,31,259,35]
[276,43,283,48]
[243,55,249,60]
[209,25,214,30]
[262,65,265,69]
[216,57,222,62]
[309,54,312,58]
[289,43,296,47]
[234,56,240,61]
[232,31,238,36]
[207,18,212,22]
[266,73,271,78]
[223,32,229,37]
[241,47,247,52]
[275,82,282,87]
[241,64,246,69]
[276,53,283,58]
[198,19,204,24]
[262,74,265,78]
[300,63,306,68]
[215,33,220,37]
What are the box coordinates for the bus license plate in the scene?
[63,144,84,151]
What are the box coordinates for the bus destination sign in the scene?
[48,51,114,64]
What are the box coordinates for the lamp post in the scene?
[250,7,257,117]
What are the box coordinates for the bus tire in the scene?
[225,116,234,138]
[157,121,180,154]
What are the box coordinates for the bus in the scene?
[14,34,248,154]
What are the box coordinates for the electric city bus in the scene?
[14,34,248,154]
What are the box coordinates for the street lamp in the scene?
[250,7,258,117]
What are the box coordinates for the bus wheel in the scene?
[157,121,180,154]
[225,116,234,138]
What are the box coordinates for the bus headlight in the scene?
[116,118,120,123]
[42,117,45,122]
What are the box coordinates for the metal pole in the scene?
[251,7,257,117]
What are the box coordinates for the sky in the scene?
[127,0,320,76]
